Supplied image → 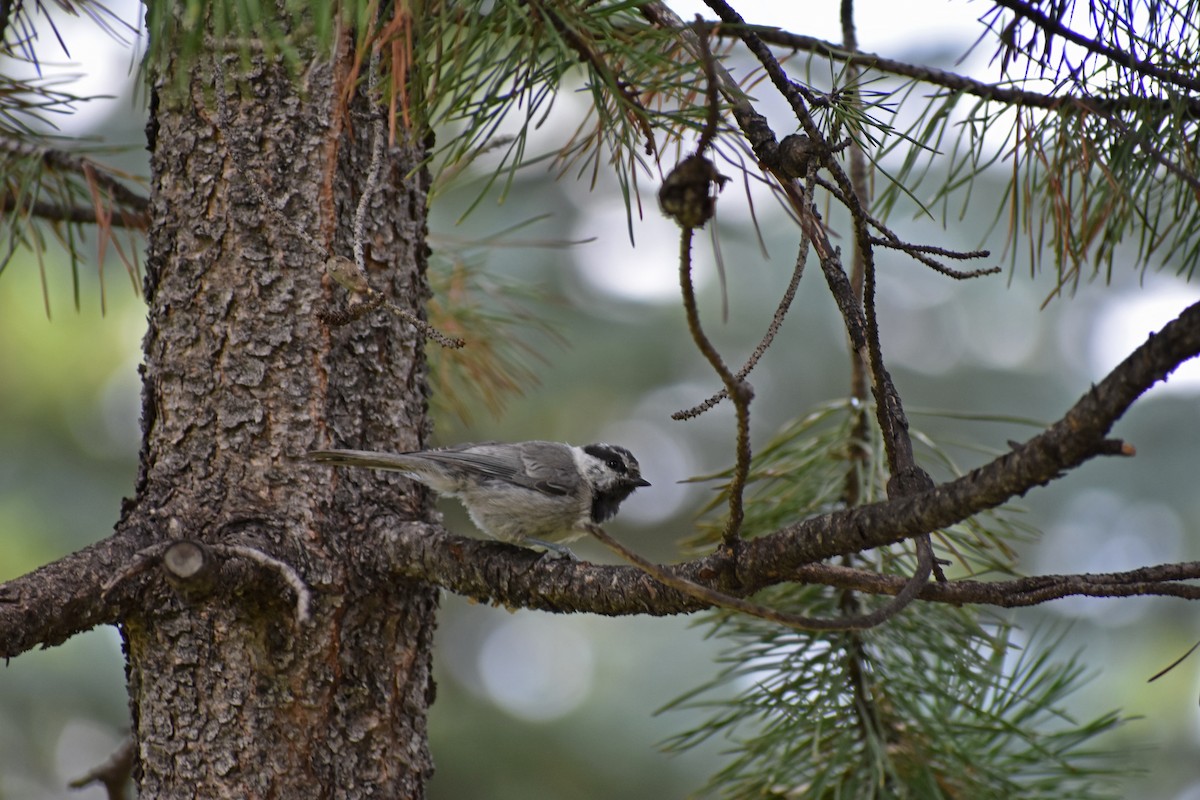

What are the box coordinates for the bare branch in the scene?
[213,544,312,625]
[0,530,144,659]
[0,137,149,213]
[696,0,935,511]
[363,521,1200,619]
[673,236,806,419]
[672,225,752,545]
[696,15,1200,117]
[588,522,932,631]
[809,174,998,279]
[69,737,135,800]
[2,193,150,228]
[793,561,1200,607]
[867,236,999,279]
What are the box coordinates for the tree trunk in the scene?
[121,19,437,798]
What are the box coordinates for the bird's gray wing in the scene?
[421,441,580,497]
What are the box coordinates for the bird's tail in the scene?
[305,449,423,472]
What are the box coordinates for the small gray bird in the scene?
[306,441,650,557]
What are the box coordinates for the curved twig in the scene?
[352,41,388,278]
[588,523,931,631]
[673,235,807,419]
[676,226,752,544]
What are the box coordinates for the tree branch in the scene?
[0,137,150,213]
[714,24,1200,116]
[0,529,144,659]
[699,0,936,510]
[588,520,932,631]
[674,223,752,544]
[673,236,806,419]
[363,519,1200,619]
[703,15,1200,208]
[793,561,1200,606]
[69,737,135,800]
[1,193,150,228]
[988,0,1200,94]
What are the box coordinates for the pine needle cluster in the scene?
[670,401,1127,798]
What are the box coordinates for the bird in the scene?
[306,440,650,557]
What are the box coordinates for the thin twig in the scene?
[673,235,806,419]
[1,193,149,228]
[990,0,1200,94]
[678,226,751,544]
[702,0,822,144]
[703,0,943,600]
[808,174,998,279]
[670,12,808,421]
[711,25,1200,116]
[865,237,990,261]
[352,42,388,277]
[69,736,135,800]
[839,0,871,432]
[703,0,935,511]
[692,16,720,156]
[790,560,1200,606]
[868,240,1000,279]
[653,15,751,543]
[213,544,312,625]
[380,299,464,348]
[0,137,149,212]
[589,523,932,631]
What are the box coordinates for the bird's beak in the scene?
[635,477,651,487]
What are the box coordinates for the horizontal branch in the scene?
[715,23,1200,116]
[1,138,148,208]
[792,561,1200,606]
[745,27,1061,109]
[360,520,1200,619]
[0,528,144,658]
[2,193,151,228]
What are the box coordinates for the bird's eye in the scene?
[607,458,623,471]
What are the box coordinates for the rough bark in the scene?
[115,21,438,799]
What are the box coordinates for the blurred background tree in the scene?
[3,0,1200,798]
